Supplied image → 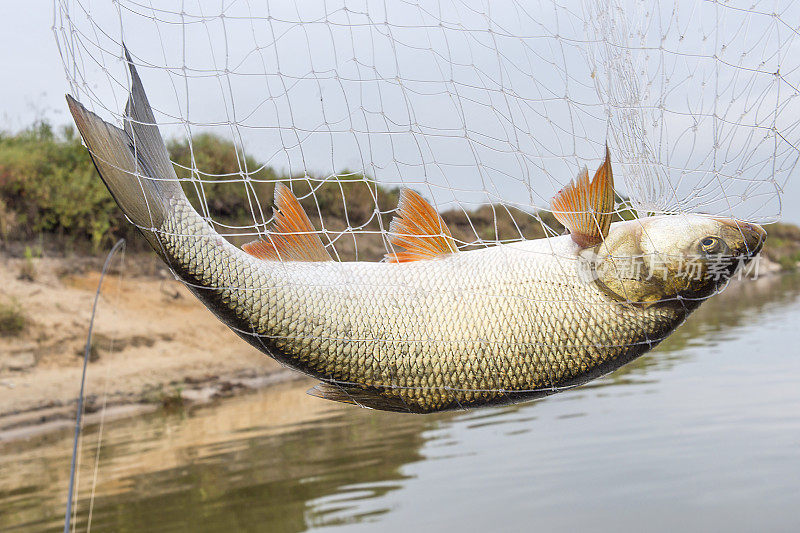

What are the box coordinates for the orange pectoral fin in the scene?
[242,182,332,262]
[385,188,459,263]
[551,145,614,248]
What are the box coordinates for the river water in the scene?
[2,273,800,532]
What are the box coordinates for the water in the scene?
[2,273,800,532]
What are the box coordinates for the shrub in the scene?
[763,223,800,271]
[0,297,27,336]
[169,133,278,224]
[0,122,134,251]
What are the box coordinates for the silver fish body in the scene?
[66,54,763,413]
[161,198,689,412]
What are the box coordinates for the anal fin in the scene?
[307,381,416,413]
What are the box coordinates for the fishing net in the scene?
[54,0,799,262]
[50,0,797,411]
[50,1,798,526]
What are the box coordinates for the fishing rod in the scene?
[64,238,126,533]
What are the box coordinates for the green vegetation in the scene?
[763,222,800,271]
[169,133,278,223]
[18,245,38,281]
[1,120,799,268]
[0,121,135,251]
[0,120,564,260]
[143,382,185,410]
[0,297,27,336]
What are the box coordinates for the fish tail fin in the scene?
[66,48,184,230]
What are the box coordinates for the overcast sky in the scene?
[3,0,799,225]
[1,2,68,129]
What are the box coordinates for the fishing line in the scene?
[64,239,126,533]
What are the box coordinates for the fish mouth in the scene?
[739,221,767,258]
[720,219,767,259]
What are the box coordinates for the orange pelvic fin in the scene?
[551,145,615,248]
[385,188,459,263]
[242,183,332,262]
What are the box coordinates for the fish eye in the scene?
[699,236,724,254]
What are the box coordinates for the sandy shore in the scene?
[0,252,298,441]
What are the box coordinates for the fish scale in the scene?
[155,197,685,413]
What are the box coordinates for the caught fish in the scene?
[66,53,766,413]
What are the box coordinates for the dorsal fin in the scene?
[551,146,614,248]
[242,183,332,262]
[385,188,459,263]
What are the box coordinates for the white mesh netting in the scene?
[54,0,799,256]
[50,5,797,524]
[50,0,793,418]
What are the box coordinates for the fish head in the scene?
[585,214,766,306]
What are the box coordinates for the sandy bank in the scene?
[0,252,298,441]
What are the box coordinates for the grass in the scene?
[0,297,27,336]
[17,246,38,281]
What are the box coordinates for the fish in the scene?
[65,52,766,413]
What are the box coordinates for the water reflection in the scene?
[0,381,445,532]
[2,272,800,532]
